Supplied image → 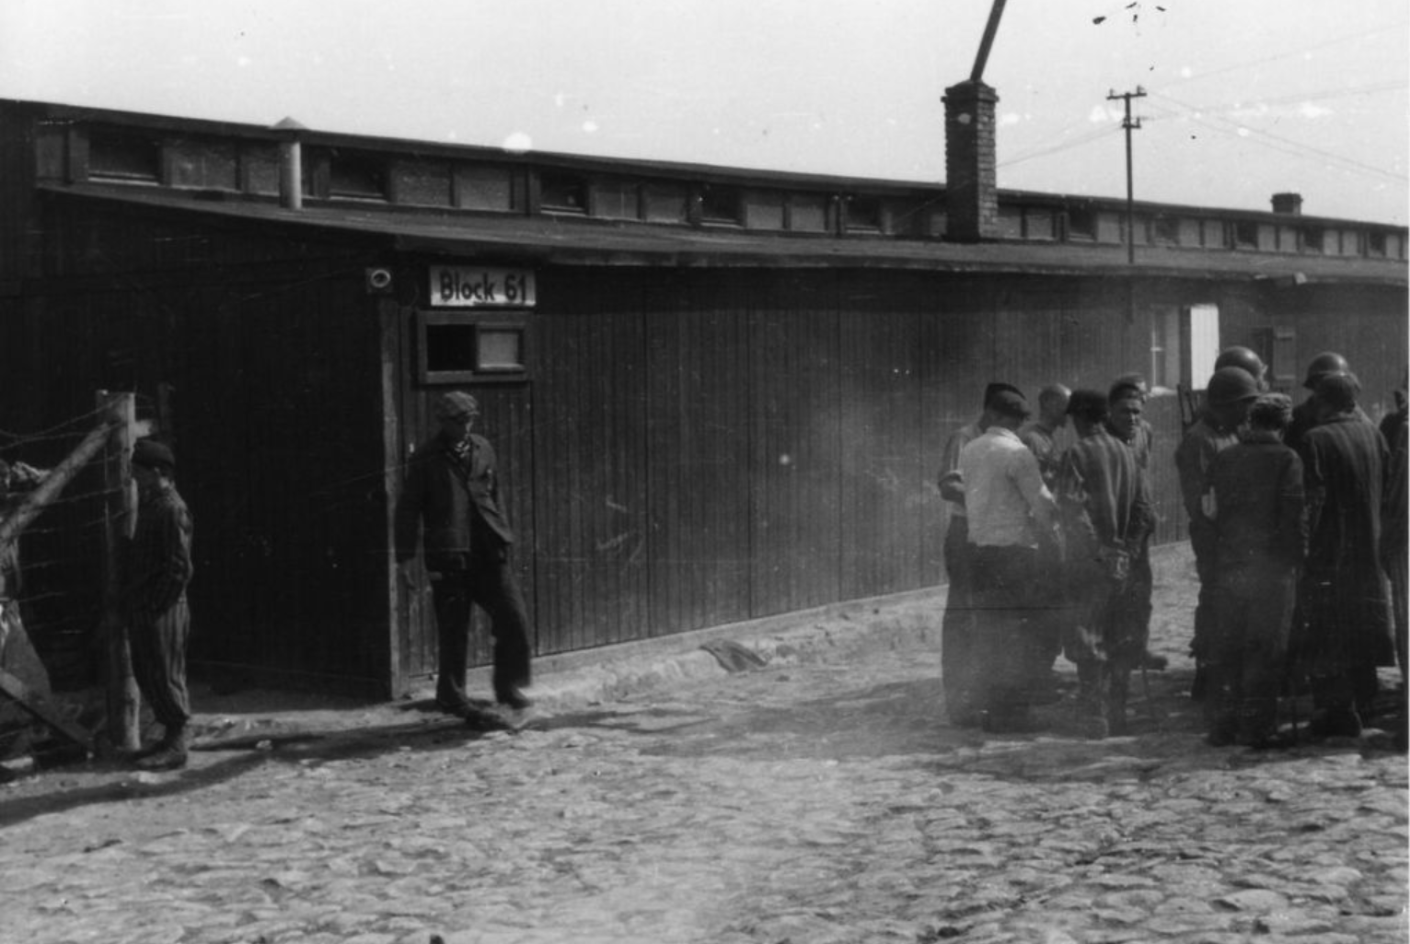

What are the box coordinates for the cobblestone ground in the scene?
[1,553,1406,944]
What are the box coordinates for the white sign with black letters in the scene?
[428,266,536,308]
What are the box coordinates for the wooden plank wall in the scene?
[522,268,1219,658]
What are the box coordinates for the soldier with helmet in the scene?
[1285,352,1370,452]
[1174,365,1262,698]
[1212,346,1271,392]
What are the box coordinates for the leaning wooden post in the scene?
[99,391,141,754]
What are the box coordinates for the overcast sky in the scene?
[2,0,1406,224]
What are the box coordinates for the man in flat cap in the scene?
[956,384,1056,732]
[396,391,533,725]
[117,438,195,770]
[1057,390,1155,738]
[1294,373,1395,738]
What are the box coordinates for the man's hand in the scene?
[397,561,420,589]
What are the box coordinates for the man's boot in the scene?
[1238,698,1285,748]
[136,725,188,771]
[1076,662,1109,740]
[1106,668,1131,736]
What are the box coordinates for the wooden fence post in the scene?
[99,391,141,753]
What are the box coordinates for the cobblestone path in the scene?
[1,572,1406,943]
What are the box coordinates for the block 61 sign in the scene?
[428,266,536,308]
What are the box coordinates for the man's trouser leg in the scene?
[129,598,192,737]
[970,545,1038,729]
[941,517,979,724]
[431,572,473,706]
[467,554,533,699]
[1066,574,1114,739]
[1234,568,1295,745]
[1189,528,1218,699]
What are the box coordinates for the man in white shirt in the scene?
[957,386,1057,732]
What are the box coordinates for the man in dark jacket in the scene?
[396,392,533,721]
[1296,374,1395,738]
[1203,393,1306,748]
[1174,366,1261,698]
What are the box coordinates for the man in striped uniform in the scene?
[1058,390,1155,738]
[1296,374,1395,738]
[1106,374,1165,674]
[120,439,195,771]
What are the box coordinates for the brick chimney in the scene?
[1271,192,1303,215]
[944,80,1000,242]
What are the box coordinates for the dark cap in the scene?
[1315,373,1360,413]
[988,389,1031,422]
[1247,393,1293,431]
[433,391,479,420]
[1067,389,1110,424]
[983,382,1023,410]
[132,439,176,472]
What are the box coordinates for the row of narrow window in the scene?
[85,130,1401,256]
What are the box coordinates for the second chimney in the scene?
[1271,192,1303,215]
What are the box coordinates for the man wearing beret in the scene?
[1295,373,1395,738]
[396,391,533,724]
[119,439,195,770]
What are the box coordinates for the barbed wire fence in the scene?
[0,392,152,757]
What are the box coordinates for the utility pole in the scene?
[1108,87,1146,265]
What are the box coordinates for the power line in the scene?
[1149,90,1408,184]
[998,124,1123,169]
[1157,20,1410,91]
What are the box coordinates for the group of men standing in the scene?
[940,377,1155,737]
[940,348,1407,748]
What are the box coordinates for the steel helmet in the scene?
[1213,346,1266,381]
[1303,351,1350,390]
[1206,366,1260,406]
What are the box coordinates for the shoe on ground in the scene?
[981,709,1037,734]
[1079,715,1109,740]
[464,707,515,732]
[1139,651,1169,671]
[495,688,533,711]
[1244,730,1297,750]
[947,707,982,728]
[1309,707,1363,739]
[1026,680,1065,706]
[435,695,482,718]
[135,745,188,771]
[1205,727,1238,748]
